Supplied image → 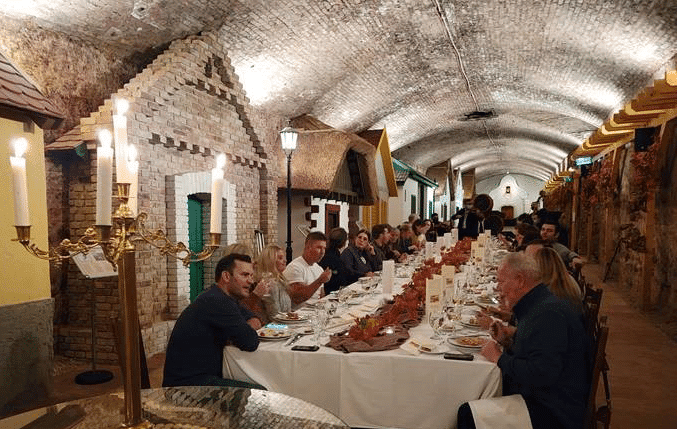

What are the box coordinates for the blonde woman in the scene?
[256,244,293,319]
[534,246,583,309]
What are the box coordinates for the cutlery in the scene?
[285,333,302,346]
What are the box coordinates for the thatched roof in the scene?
[278,115,378,205]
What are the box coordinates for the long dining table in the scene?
[223,273,502,429]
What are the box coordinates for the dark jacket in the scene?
[498,284,589,429]
[163,285,259,387]
[341,244,379,280]
[319,247,350,294]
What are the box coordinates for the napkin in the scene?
[468,394,533,429]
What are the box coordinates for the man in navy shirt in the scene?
[163,253,262,388]
[459,253,589,429]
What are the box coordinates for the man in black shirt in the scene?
[163,253,262,388]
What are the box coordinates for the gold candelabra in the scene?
[13,183,221,428]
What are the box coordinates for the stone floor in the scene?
[8,263,677,428]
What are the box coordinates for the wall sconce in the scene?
[505,186,511,194]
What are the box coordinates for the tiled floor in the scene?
[8,263,677,428]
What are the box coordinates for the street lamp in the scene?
[280,125,298,263]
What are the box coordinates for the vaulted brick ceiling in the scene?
[2,0,677,182]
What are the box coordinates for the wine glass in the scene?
[428,310,445,340]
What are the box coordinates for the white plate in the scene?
[449,335,490,349]
[257,327,292,340]
[418,343,448,354]
[273,312,308,323]
[459,317,482,329]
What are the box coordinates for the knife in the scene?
[285,333,302,346]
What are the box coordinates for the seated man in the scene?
[458,253,589,429]
[163,253,262,388]
[370,224,391,270]
[284,231,332,306]
[540,221,583,270]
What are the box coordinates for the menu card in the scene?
[441,265,455,306]
[426,275,443,317]
[382,259,395,295]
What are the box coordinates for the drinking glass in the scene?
[428,310,445,340]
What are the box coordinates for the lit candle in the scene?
[210,154,226,234]
[96,129,114,226]
[126,143,138,216]
[112,97,129,185]
[127,144,138,175]
[9,138,29,226]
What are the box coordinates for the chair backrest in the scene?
[584,317,611,429]
[583,285,603,338]
[254,230,265,256]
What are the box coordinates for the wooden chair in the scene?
[583,285,603,338]
[584,316,612,429]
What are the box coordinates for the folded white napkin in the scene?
[468,394,533,429]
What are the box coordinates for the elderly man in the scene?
[540,221,583,269]
[459,253,589,429]
[284,231,332,305]
[163,253,261,388]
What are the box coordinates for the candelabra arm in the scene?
[133,213,220,266]
[13,226,101,262]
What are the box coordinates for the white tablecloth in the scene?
[223,281,502,429]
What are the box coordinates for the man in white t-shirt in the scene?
[283,231,332,306]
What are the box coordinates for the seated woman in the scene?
[397,223,418,254]
[534,246,583,309]
[256,244,293,319]
[341,229,378,280]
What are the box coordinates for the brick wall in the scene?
[52,31,282,362]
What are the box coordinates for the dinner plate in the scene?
[257,327,292,340]
[459,317,482,329]
[273,312,308,323]
[448,335,490,349]
[417,343,448,354]
[408,339,447,354]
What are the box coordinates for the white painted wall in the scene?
[476,174,545,218]
[277,194,350,259]
[389,178,419,224]
[434,176,451,221]
[310,197,349,233]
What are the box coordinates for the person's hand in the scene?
[570,257,584,270]
[480,340,502,363]
[475,312,493,330]
[489,320,514,347]
[318,268,332,283]
[366,244,375,255]
[484,305,512,322]
[251,279,271,298]
[247,317,262,330]
[366,271,374,278]
[398,253,408,263]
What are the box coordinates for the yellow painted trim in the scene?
[377,127,398,198]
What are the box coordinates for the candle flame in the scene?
[12,138,28,158]
[216,153,226,170]
[127,144,139,174]
[97,129,112,149]
[127,144,137,164]
[115,98,129,116]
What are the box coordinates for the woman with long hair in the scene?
[534,246,583,308]
[256,244,293,319]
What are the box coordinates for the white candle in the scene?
[10,138,29,226]
[210,154,226,234]
[96,129,114,226]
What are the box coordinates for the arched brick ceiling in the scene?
[2,0,677,182]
